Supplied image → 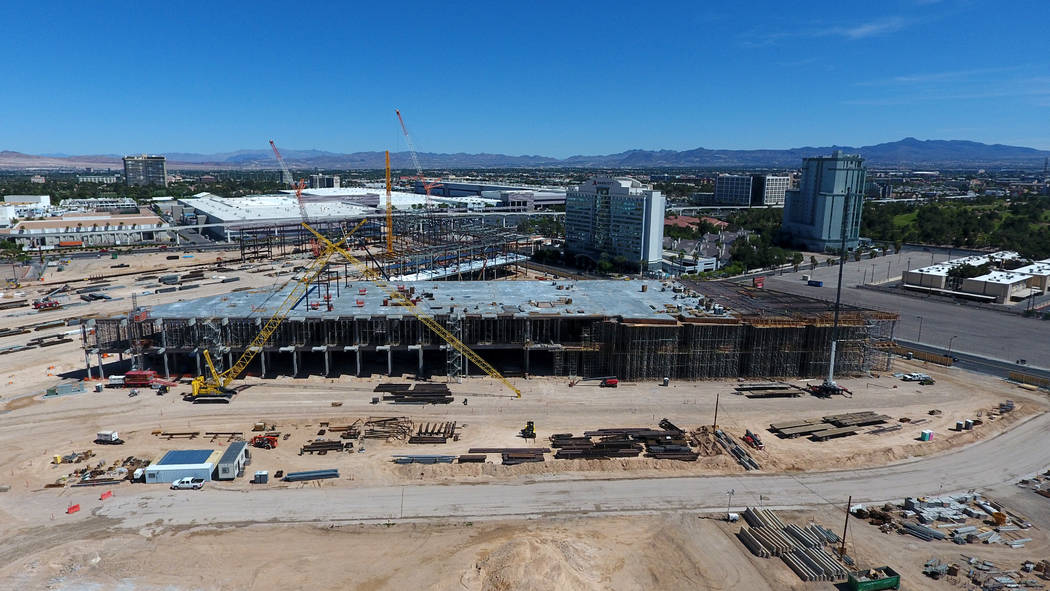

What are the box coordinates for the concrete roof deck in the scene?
[147,279,707,321]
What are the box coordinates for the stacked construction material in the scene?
[408,421,457,444]
[737,508,848,583]
[283,469,339,482]
[552,420,698,461]
[552,432,643,460]
[715,429,760,470]
[770,411,890,442]
[735,382,801,398]
[392,454,456,464]
[457,454,487,463]
[468,448,549,465]
[345,417,414,440]
[300,439,352,455]
[376,383,453,404]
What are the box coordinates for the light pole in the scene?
[916,315,924,343]
[947,335,958,358]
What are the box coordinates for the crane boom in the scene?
[191,219,367,398]
[303,222,521,398]
[395,109,442,201]
[269,139,294,187]
[270,139,309,223]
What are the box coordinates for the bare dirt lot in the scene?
[2,250,1049,590]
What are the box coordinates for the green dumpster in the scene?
[847,566,900,591]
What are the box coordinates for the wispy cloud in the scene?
[830,16,913,39]
[856,66,1029,87]
[741,14,920,47]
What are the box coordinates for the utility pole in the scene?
[824,190,853,390]
[712,392,720,428]
[840,495,852,557]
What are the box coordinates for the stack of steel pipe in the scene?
[715,429,760,470]
[902,522,946,541]
[300,440,352,454]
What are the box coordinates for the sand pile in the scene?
[479,536,603,591]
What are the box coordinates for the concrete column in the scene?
[162,353,170,379]
[324,350,331,376]
[84,350,93,380]
[293,352,299,376]
[96,350,106,379]
[409,344,422,377]
[524,346,530,377]
[260,351,266,378]
[377,345,392,376]
[195,351,201,376]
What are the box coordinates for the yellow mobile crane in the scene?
[302,223,522,398]
[190,219,367,401]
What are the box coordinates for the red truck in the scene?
[32,299,60,310]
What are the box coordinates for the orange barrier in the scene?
[66,504,80,514]
[99,490,112,501]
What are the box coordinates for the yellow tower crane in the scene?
[302,222,522,398]
[190,219,367,401]
[385,150,394,254]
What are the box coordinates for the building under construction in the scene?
[84,278,897,382]
[237,210,540,281]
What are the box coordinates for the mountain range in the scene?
[2,138,1049,171]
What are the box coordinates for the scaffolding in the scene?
[87,279,897,382]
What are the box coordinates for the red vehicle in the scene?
[124,370,159,387]
[32,299,60,310]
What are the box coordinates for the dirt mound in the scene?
[479,536,602,591]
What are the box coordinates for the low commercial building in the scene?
[960,271,1033,304]
[1010,261,1050,294]
[144,449,220,483]
[215,441,250,481]
[481,190,566,210]
[4,195,50,207]
[2,211,170,247]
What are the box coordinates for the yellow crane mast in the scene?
[191,219,367,400]
[385,150,394,254]
[303,223,522,398]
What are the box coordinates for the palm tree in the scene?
[810,255,818,270]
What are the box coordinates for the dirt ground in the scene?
[1,250,1048,590]
[1,359,1039,495]
[3,506,1046,591]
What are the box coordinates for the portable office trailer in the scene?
[216,441,249,480]
[144,449,219,483]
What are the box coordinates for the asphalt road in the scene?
[896,339,1050,380]
[759,249,1050,370]
[92,411,1050,528]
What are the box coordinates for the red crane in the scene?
[395,109,442,205]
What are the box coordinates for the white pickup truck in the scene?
[170,477,205,490]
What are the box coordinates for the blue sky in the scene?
[2,0,1047,156]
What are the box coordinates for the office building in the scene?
[78,175,119,184]
[565,176,665,270]
[750,175,789,206]
[309,174,340,189]
[123,154,168,187]
[713,174,753,206]
[780,151,866,251]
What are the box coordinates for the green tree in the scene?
[791,252,803,272]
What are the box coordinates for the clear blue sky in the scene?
[2,0,1047,156]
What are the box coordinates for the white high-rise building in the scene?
[565,176,665,270]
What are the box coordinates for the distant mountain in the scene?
[2,138,1048,170]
